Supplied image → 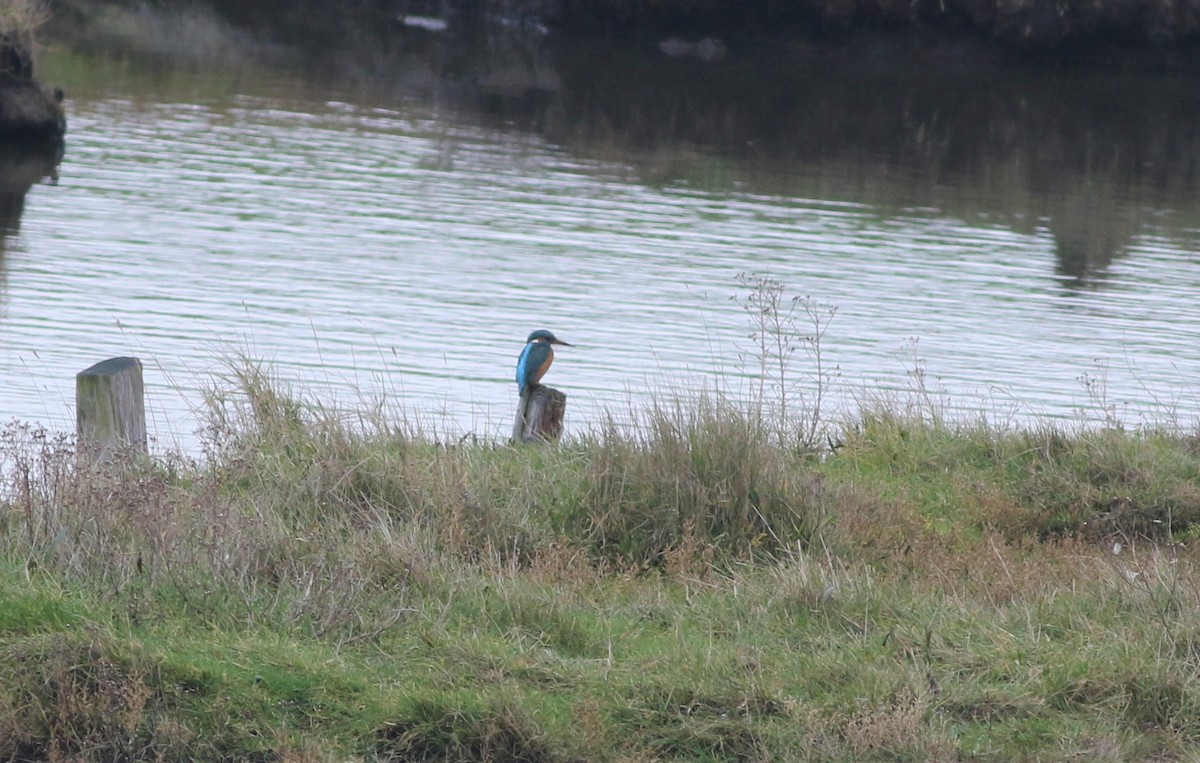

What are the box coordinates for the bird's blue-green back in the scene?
[516,340,554,395]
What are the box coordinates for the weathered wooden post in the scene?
[76,356,147,459]
[512,385,567,444]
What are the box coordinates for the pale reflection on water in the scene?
[3,35,1200,452]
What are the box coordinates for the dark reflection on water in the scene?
[49,6,1200,291]
[0,139,60,255]
[539,43,1200,290]
[194,8,1198,291]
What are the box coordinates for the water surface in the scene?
[3,15,1200,451]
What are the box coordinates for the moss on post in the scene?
[76,356,146,458]
[513,385,567,444]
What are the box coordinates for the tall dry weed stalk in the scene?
[1077,359,1127,431]
[733,273,838,451]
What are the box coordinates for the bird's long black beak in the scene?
[552,339,573,347]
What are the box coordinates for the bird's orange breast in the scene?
[531,352,554,385]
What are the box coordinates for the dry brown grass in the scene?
[0,631,159,761]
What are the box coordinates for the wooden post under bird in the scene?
[76,356,147,460]
[512,329,571,443]
[514,385,567,443]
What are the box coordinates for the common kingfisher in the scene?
[516,329,572,396]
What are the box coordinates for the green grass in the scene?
[4,363,1200,760]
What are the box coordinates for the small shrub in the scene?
[1010,429,1200,540]
[377,695,567,762]
[0,631,160,761]
[577,395,829,567]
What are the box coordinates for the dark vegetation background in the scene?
[216,0,1200,65]
[49,0,1200,68]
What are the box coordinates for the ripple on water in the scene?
[3,93,1199,452]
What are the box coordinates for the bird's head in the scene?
[526,329,572,347]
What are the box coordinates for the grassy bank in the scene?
[3,353,1200,761]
